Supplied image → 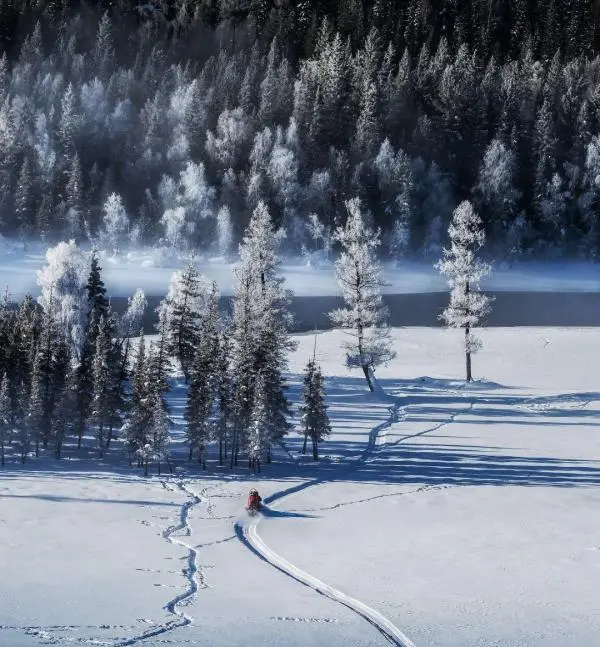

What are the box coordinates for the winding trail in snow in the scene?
[237,391,478,646]
[113,479,207,647]
[237,398,412,646]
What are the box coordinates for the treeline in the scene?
[0,201,303,473]
[1,1,600,258]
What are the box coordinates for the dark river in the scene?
[108,292,600,334]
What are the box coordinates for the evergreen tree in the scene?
[185,283,220,466]
[124,335,150,466]
[74,253,109,449]
[329,197,395,392]
[90,316,112,457]
[149,389,170,476]
[436,201,493,382]
[165,264,209,381]
[229,201,293,468]
[299,357,331,461]
[0,373,9,467]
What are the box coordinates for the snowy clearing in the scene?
[1,327,600,646]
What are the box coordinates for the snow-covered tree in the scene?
[164,265,212,381]
[216,205,234,259]
[329,198,395,391]
[229,201,293,467]
[299,357,330,460]
[185,284,220,466]
[161,206,187,251]
[124,335,150,466]
[474,139,521,252]
[101,193,129,256]
[90,316,112,457]
[436,201,492,382]
[37,241,89,357]
[149,390,170,476]
[0,373,9,467]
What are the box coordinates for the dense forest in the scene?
[1,0,600,259]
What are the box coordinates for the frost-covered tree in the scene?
[229,201,293,467]
[474,139,521,252]
[37,241,89,357]
[185,284,220,466]
[149,390,170,476]
[90,316,112,457]
[164,265,212,381]
[329,198,395,391]
[436,201,492,382]
[124,335,149,465]
[101,193,129,256]
[299,357,330,460]
[216,205,234,259]
[0,373,9,467]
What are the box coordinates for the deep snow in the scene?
[1,327,600,646]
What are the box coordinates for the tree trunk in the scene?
[1,435,4,467]
[144,457,149,477]
[302,431,308,454]
[465,326,472,382]
[312,436,318,461]
[219,436,223,465]
[362,364,374,392]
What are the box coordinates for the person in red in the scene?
[247,488,262,511]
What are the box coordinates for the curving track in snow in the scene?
[241,503,416,647]
[237,398,418,647]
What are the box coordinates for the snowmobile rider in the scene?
[247,488,262,510]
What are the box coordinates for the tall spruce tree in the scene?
[185,283,220,466]
[229,201,293,468]
[165,264,209,381]
[90,316,112,457]
[299,357,331,461]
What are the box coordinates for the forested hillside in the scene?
[1,0,600,259]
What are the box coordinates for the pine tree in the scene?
[91,316,112,457]
[185,284,220,466]
[216,329,232,466]
[124,335,150,465]
[14,157,34,240]
[299,357,330,461]
[436,201,493,382]
[74,253,109,449]
[165,264,209,381]
[247,369,268,473]
[229,201,293,467]
[329,198,395,392]
[149,390,170,476]
[0,373,10,467]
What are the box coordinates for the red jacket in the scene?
[248,493,261,508]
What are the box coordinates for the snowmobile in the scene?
[246,488,262,515]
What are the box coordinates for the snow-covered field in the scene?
[1,327,600,646]
[1,245,600,297]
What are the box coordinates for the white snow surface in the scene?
[1,246,600,297]
[1,327,600,646]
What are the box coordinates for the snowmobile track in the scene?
[237,398,417,647]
